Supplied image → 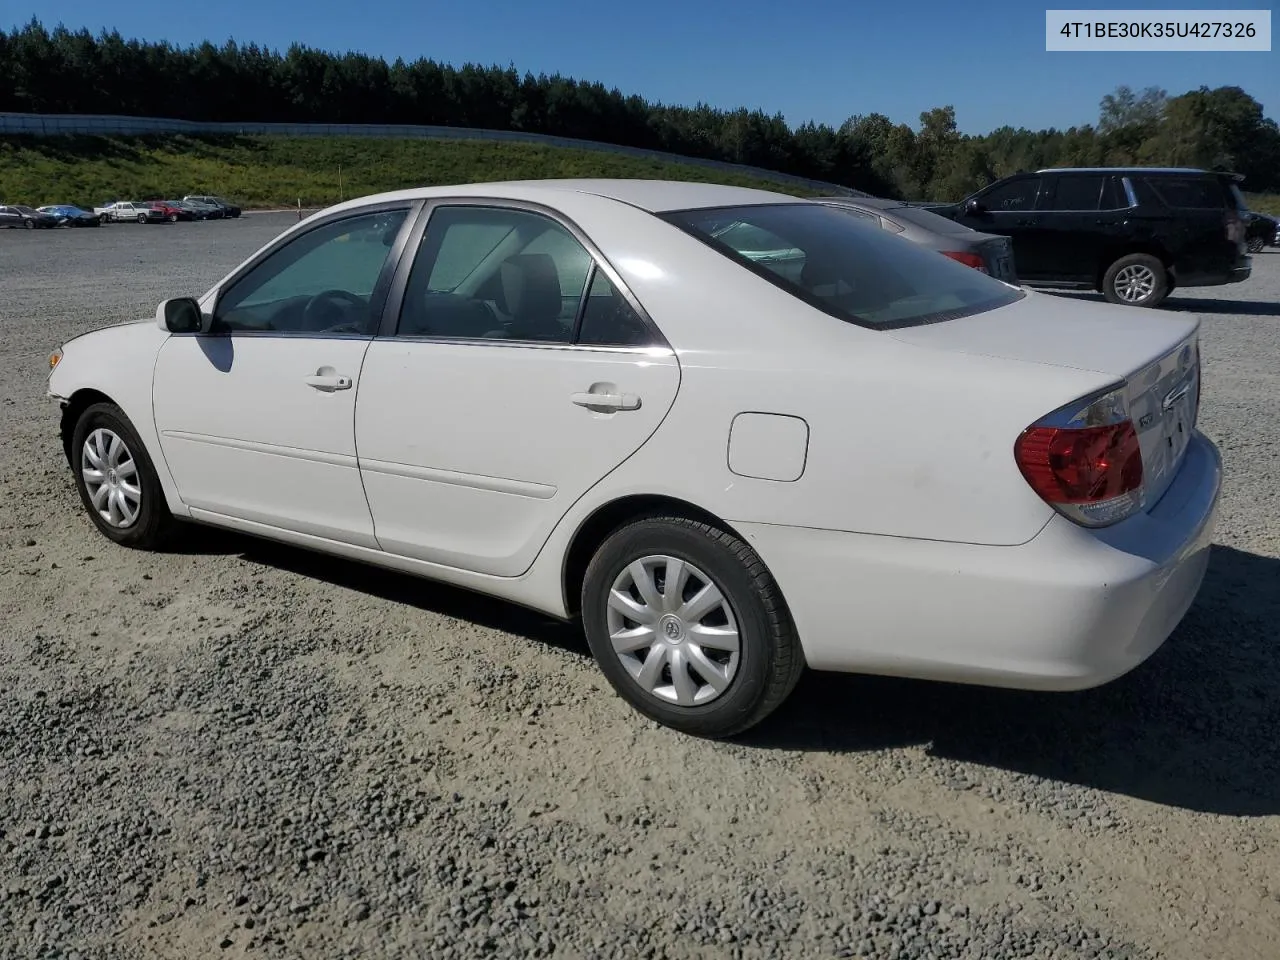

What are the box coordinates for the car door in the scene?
[954,176,1053,280]
[1031,173,1117,282]
[355,200,680,577]
[152,204,414,547]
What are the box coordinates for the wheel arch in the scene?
[561,493,759,618]
[59,387,117,465]
[1095,244,1171,291]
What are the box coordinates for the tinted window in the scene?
[577,269,652,346]
[1145,177,1227,209]
[397,206,591,343]
[1046,175,1105,211]
[214,209,408,334]
[1101,177,1129,210]
[978,177,1041,211]
[883,204,971,233]
[665,203,1023,329]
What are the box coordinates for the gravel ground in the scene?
[1,215,1278,960]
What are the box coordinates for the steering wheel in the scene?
[302,289,367,332]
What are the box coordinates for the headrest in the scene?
[499,254,562,322]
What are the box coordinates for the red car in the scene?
[146,201,193,222]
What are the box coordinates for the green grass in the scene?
[0,134,821,209]
[1245,192,1280,216]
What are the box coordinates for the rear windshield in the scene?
[663,203,1023,329]
[877,203,974,233]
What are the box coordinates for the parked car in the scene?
[36,205,103,227]
[811,195,1018,282]
[165,200,210,220]
[180,198,225,219]
[46,179,1220,738]
[94,201,167,224]
[0,204,60,228]
[1245,210,1279,253]
[925,167,1252,308]
[184,194,242,218]
[147,201,194,223]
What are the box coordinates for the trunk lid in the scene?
[888,290,1201,510]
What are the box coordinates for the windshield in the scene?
[664,202,1023,329]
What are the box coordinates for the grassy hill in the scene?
[0,133,823,209]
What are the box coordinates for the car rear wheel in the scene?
[1248,236,1265,254]
[1103,253,1169,308]
[71,402,177,549]
[581,515,804,738]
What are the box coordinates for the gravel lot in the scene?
[1,214,1278,960]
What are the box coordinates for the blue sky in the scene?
[9,0,1278,134]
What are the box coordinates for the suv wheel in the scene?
[581,515,804,738]
[1103,253,1169,308]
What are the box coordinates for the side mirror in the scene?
[964,198,986,216]
[156,297,209,333]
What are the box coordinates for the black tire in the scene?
[1102,252,1169,308]
[70,402,177,550]
[581,515,804,738]
[1248,236,1265,254]
[136,213,147,224]
[99,214,110,224]
[24,218,35,230]
[168,213,178,223]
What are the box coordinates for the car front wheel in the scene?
[1248,236,1265,254]
[71,402,177,549]
[1103,253,1169,308]
[581,515,804,738]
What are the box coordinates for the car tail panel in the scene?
[1122,332,1200,511]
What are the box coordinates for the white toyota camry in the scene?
[47,179,1222,737]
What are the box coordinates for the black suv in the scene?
[927,167,1251,308]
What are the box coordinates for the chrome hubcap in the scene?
[82,428,141,528]
[1114,264,1156,303]
[606,555,741,707]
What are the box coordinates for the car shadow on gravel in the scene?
[225,534,589,658]
[743,544,1280,817]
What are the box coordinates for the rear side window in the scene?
[1144,177,1228,209]
[664,203,1023,330]
[1044,175,1106,211]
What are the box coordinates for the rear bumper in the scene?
[737,432,1222,690]
[1175,260,1251,287]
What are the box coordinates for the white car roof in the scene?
[323,178,801,215]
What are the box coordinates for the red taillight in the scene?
[1014,385,1147,528]
[941,250,988,272]
[1015,421,1143,504]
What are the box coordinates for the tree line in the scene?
[3,19,1278,199]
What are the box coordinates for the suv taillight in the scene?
[941,250,988,272]
[1013,386,1145,527]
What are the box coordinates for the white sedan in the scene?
[47,179,1221,737]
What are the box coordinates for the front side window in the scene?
[978,177,1042,212]
[665,202,1023,329]
[397,206,593,343]
[214,209,408,335]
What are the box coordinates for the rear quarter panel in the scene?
[535,194,1117,548]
